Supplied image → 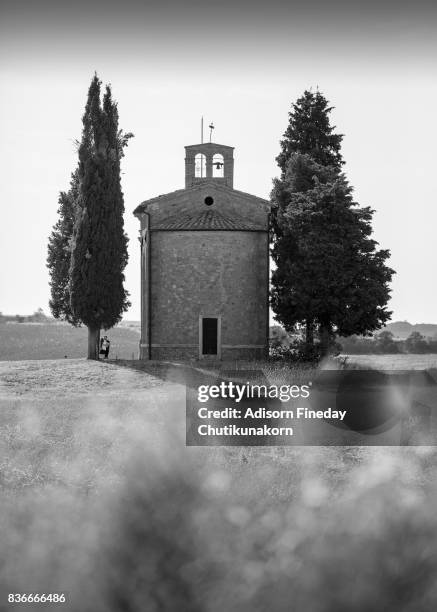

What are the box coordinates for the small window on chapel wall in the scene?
[212,153,224,177]
[195,153,206,177]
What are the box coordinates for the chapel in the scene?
[133,140,270,360]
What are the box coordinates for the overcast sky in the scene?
[0,0,436,323]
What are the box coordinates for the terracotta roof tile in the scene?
[152,209,261,231]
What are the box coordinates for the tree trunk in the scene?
[319,323,331,358]
[87,326,100,360]
[305,319,314,356]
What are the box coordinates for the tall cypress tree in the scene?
[69,75,132,359]
[271,91,394,357]
[47,74,132,359]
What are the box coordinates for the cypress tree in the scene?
[271,91,394,357]
[47,74,132,359]
[276,89,344,177]
[69,75,132,359]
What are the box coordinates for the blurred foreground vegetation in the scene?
[0,359,437,611]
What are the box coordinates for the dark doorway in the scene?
[202,318,218,355]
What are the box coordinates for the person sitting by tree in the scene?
[99,335,111,359]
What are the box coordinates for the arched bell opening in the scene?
[212,153,224,178]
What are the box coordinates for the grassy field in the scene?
[3,323,437,370]
[1,358,437,611]
[0,323,140,361]
[343,353,437,370]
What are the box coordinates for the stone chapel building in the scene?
[133,141,270,360]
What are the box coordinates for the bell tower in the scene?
[185,143,234,189]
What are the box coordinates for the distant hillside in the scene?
[383,321,437,340]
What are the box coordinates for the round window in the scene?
[204,196,214,206]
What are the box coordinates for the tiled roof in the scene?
[152,209,262,231]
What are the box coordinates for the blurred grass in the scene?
[0,359,437,611]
